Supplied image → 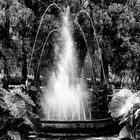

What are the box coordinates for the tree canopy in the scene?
[0,0,140,89]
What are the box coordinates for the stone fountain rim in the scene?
[28,117,120,138]
[41,117,113,123]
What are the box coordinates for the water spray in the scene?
[41,6,90,120]
[74,20,95,88]
[75,10,106,85]
[35,29,59,84]
[27,3,62,82]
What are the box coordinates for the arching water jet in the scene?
[75,10,106,83]
[28,3,62,79]
[35,29,59,84]
[41,6,91,121]
[74,20,95,88]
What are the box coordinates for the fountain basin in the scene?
[29,118,122,138]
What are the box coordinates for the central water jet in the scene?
[41,6,90,121]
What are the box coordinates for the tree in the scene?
[0,0,35,87]
[82,0,140,89]
[0,0,11,90]
[1,0,139,90]
[10,1,34,84]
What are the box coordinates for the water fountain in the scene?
[27,4,121,138]
[41,6,91,121]
[28,3,62,79]
[75,10,106,82]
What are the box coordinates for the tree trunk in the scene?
[22,20,28,84]
[22,41,27,84]
[34,64,41,91]
[3,1,10,90]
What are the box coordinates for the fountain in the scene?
[27,3,62,79]
[75,10,106,82]
[27,4,121,138]
[35,29,59,83]
[41,6,90,121]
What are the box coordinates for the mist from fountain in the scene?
[41,6,91,121]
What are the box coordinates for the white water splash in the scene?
[41,6,90,120]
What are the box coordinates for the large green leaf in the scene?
[0,97,7,109]
[115,89,133,99]
[0,86,37,129]
[135,90,140,99]
[132,91,140,118]
[5,94,26,118]
[109,89,133,119]
[119,126,131,139]
[8,131,21,140]
[10,88,35,106]
[109,88,140,126]
[0,86,14,97]
[109,95,125,119]
[23,114,34,129]
[0,87,13,111]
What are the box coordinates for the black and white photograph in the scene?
[0,0,140,139]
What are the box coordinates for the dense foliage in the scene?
[0,85,40,139]
[0,0,140,139]
[0,0,140,90]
